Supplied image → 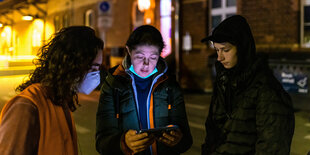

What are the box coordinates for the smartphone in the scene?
[138,125,179,137]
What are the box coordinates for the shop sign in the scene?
[97,16,113,28]
[97,0,113,28]
[279,71,308,94]
[98,1,112,15]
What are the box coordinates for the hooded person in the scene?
[201,15,295,154]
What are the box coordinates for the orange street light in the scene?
[138,0,151,12]
[22,15,33,21]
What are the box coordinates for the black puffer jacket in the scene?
[96,57,193,155]
[202,57,295,155]
[202,15,295,155]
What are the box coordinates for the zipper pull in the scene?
[168,104,171,110]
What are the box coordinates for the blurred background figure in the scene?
[0,26,103,155]
[96,25,192,155]
[201,15,295,155]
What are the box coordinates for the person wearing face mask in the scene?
[0,26,103,155]
[201,15,295,155]
[96,25,192,155]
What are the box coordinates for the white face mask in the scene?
[78,71,100,95]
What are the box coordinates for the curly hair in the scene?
[16,26,104,111]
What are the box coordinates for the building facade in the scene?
[0,0,308,91]
[181,0,308,91]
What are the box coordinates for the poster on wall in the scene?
[276,71,308,94]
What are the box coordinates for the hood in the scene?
[203,15,256,73]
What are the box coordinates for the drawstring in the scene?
[167,88,172,124]
[167,88,172,110]
[114,88,120,119]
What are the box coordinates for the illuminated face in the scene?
[214,42,238,69]
[88,49,103,72]
[129,45,160,77]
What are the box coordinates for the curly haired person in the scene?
[0,26,104,155]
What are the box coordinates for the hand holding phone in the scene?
[125,129,155,154]
[158,127,183,147]
[138,125,179,137]
[137,125,182,147]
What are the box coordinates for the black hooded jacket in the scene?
[202,15,295,155]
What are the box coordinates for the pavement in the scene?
[1,67,310,155]
[76,91,310,155]
[0,66,35,76]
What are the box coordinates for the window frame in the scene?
[301,0,310,47]
[209,0,237,30]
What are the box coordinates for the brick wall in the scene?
[72,1,131,48]
[180,0,213,92]
[180,0,302,91]
[182,0,208,47]
[239,0,300,52]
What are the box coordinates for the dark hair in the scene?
[16,26,104,111]
[126,25,165,53]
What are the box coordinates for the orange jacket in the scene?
[0,83,78,155]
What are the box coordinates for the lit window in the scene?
[32,19,44,47]
[160,0,172,58]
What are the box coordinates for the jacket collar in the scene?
[215,54,269,92]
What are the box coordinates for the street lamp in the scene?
[138,0,151,12]
[22,15,33,21]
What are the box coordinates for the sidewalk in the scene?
[0,66,35,76]
[0,56,36,76]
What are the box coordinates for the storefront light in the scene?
[160,0,172,58]
[1,32,5,37]
[138,0,151,12]
[145,18,151,24]
[32,19,44,47]
[22,15,34,21]
[2,25,12,47]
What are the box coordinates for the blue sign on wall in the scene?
[99,1,110,13]
[277,71,308,94]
